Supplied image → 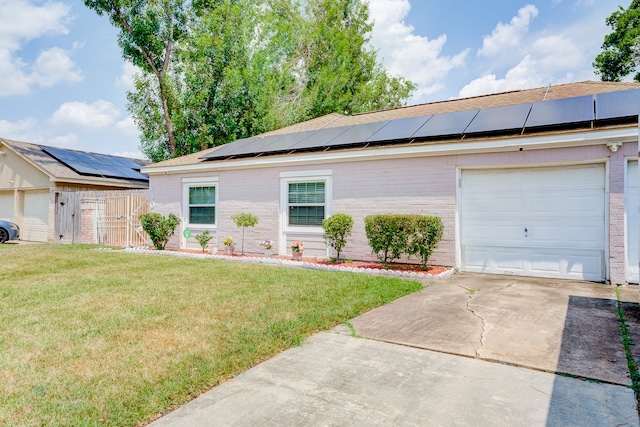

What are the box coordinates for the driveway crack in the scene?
[457,285,487,358]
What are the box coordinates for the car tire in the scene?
[0,228,8,243]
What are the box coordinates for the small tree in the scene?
[231,212,258,255]
[322,213,354,261]
[139,212,180,250]
[194,229,213,253]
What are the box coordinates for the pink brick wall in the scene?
[150,140,638,283]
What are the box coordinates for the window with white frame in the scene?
[280,171,332,230]
[288,181,325,226]
[183,179,218,226]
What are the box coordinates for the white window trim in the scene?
[182,177,219,230]
[279,171,332,254]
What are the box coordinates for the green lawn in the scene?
[0,244,423,426]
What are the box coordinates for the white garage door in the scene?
[23,190,50,242]
[626,160,638,283]
[461,164,606,281]
[0,192,14,221]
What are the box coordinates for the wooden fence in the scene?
[55,190,150,247]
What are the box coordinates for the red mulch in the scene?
[169,248,447,275]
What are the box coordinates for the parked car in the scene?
[0,220,20,243]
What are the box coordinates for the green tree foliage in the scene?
[139,212,181,250]
[364,214,413,264]
[84,0,188,158]
[322,213,354,261]
[594,0,640,82]
[87,0,416,161]
[407,215,444,268]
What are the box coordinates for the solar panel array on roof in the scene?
[198,88,640,161]
[596,88,640,120]
[43,146,148,181]
[525,95,594,128]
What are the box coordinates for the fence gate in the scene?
[55,190,149,247]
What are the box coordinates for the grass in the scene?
[615,287,640,413]
[0,244,422,426]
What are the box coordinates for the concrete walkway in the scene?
[149,274,640,426]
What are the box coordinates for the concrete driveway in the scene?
[149,273,640,426]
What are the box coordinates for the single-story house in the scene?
[142,81,640,284]
[0,139,149,242]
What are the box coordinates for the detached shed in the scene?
[0,139,149,243]
[143,81,640,284]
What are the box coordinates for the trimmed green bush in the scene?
[364,214,413,264]
[195,230,214,253]
[322,213,354,261]
[139,212,180,250]
[364,213,443,267]
[408,215,444,268]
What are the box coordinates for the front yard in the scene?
[0,244,422,426]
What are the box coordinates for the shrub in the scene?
[364,214,413,264]
[322,213,354,261]
[139,213,180,250]
[407,215,443,268]
[231,212,258,255]
[195,230,214,253]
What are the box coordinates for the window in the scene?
[188,186,216,225]
[288,182,325,226]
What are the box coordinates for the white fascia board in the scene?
[144,127,639,175]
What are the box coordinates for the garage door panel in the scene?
[0,193,14,221]
[23,191,49,242]
[461,165,605,281]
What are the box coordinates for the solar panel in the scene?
[42,146,148,181]
[464,103,532,134]
[289,126,353,150]
[365,115,432,143]
[595,88,640,120]
[524,95,594,129]
[199,136,258,159]
[224,134,288,157]
[324,121,390,148]
[412,109,479,138]
[257,130,319,154]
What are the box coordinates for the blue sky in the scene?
[0,0,625,158]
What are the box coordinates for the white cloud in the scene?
[31,47,82,87]
[116,115,139,136]
[48,133,78,148]
[0,117,37,136]
[368,0,468,102]
[0,0,70,50]
[0,0,78,97]
[478,5,539,58]
[50,100,121,129]
[116,62,138,90]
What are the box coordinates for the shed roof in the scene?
[1,138,150,188]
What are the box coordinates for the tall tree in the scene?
[84,0,188,157]
[594,0,640,82]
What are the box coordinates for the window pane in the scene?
[189,187,216,204]
[190,207,215,224]
[288,182,325,204]
[289,206,325,226]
